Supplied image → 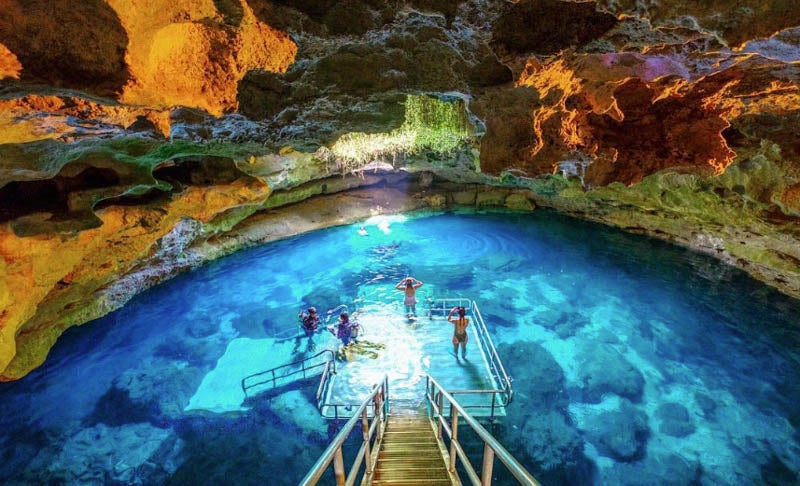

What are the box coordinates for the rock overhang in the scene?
[0,0,798,380]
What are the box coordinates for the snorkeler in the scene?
[447,306,469,359]
[328,312,355,360]
[296,307,320,352]
[396,276,423,317]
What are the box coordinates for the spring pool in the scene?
[1,210,798,484]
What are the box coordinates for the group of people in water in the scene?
[296,275,469,359]
[296,306,357,352]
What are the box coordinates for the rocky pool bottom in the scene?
[1,210,799,485]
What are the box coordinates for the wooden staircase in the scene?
[370,400,458,486]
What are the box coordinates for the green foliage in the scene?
[57,138,264,171]
[329,94,474,174]
[717,141,786,205]
[327,128,415,172]
[403,94,473,154]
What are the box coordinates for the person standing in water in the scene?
[447,306,469,358]
[328,312,354,360]
[296,306,320,352]
[396,276,423,317]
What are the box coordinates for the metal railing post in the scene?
[481,443,495,486]
[423,374,540,486]
[437,391,444,439]
[300,376,391,486]
[449,409,459,473]
[383,385,389,419]
[361,408,372,476]
[333,447,345,486]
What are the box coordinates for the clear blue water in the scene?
[1,210,799,485]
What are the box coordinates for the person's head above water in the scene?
[405,278,414,287]
[339,312,349,323]
[308,307,317,314]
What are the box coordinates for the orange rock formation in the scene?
[0,175,270,380]
[112,0,297,115]
[0,43,21,79]
[0,95,171,145]
[475,49,799,187]
[0,0,297,115]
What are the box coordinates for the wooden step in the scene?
[377,450,441,461]
[386,417,427,423]
[380,435,438,442]
[383,430,436,436]
[377,456,446,466]
[385,425,430,432]
[371,407,455,486]
[371,480,452,485]
[381,437,438,446]
[384,427,434,435]
[385,421,430,429]
[387,415,428,421]
[373,467,451,480]
[385,422,431,430]
[381,442,439,457]
[380,439,439,448]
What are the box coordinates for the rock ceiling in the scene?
[0,0,799,379]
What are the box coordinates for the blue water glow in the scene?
[0,210,798,485]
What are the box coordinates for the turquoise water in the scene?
[1,210,799,485]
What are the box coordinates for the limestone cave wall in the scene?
[0,0,798,380]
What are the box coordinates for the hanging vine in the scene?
[327,94,474,174]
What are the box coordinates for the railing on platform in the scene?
[470,301,513,405]
[299,376,389,486]
[426,375,540,486]
[241,349,336,398]
[427,297,514,416]
[319,396,366,421]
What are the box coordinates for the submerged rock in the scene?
[601,452,703,485]
[573,342,645,403]
[552,311,590,339]
[500,340,568,411]
[579,399,650,462]
[693,391,717,418]
[655,402,696,438]
[515,410,585,472]
[37,423,176,485]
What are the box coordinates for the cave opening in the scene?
[0,166,121,223]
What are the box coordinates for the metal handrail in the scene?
[426,297,514,414]
[427,297,473,318]
[316,358,336,409]
[300,376,389,486]
[241,349,336,397]
[470,301,513,404]
[426,375,540,486]
[319,399,369,421]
